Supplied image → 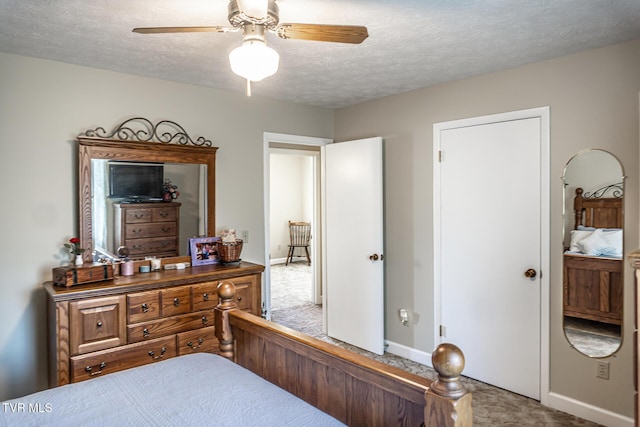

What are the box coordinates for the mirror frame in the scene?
[561,148,625,358]
[77,119,217,262]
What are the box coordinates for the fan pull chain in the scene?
[246,79,252,97]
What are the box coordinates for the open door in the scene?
[324,137,384,355]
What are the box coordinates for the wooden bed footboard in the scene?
[563,253,623,325]
[215,281,472,426]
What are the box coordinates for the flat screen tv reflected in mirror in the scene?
[108,161,164,201]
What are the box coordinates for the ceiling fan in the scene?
[133,0,369,95]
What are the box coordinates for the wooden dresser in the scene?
[113,202,181,259]
[44,261,264,386]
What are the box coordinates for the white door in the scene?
[324,137,384,355]
[435,113,546,400]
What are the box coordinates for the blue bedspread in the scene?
[0,353,345,426]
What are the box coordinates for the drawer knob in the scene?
[133,229,142,234]
[202,316,208,325]
[134,213,144,219]
[143,328,150,338]
[96,321,103,327]
[173,298,180,306]
[162,227,171,233]
[141,303,149,313]
[203,293,209,301]
[85,362,106,376]
[187,338,205,350]
[148,347,166,360]
[237,296,242,302]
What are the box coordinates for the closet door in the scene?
[435,111,548,400]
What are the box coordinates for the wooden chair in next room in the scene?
[286,221,311,266]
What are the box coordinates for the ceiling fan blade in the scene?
[275,23,368,44]
[132,26,234,34]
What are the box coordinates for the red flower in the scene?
[64,237,85,256]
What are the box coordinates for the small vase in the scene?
[121,260,134,276]
[75,254,84,266]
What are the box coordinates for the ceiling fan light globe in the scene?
[229,40,279,82]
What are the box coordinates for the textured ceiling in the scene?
[1,0,640,109]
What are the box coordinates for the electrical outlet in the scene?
[597,361,609,380]
[399,309,409,326]
[241,230,249,244]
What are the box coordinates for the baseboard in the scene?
[547,392,633,427]
[384,340,433,368]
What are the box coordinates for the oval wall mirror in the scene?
[562,149,624,358]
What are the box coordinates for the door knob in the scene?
[369,254,379,261]
[524,268,537,278]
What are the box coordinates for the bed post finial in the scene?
[424,343,472,426]
[215,281,237,360]
[430,343,466,398]
[574,187,584,229]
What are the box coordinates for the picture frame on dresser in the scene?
[189,236,220,266]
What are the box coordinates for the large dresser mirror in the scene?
[78,118,217,261]
[562,149,624,358]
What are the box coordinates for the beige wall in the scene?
[0,52,333,400]
[2,37,639,422]
[334,39,640,419]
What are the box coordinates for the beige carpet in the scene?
[270,263,602,427]
[563,317,622,358]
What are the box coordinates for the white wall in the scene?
[0,52,333,400]
[269,152,313,261]
[334,39,640,421]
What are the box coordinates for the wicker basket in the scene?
[215,239,243,263]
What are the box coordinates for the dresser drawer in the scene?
[152,207,178,222]
[69,295,126,356]
[177,326,218,355]
[225,275,258,313]
[124,208,153,223]
[127,237,177,256]
[235,284,254,311]
[128,310,213,343]
[192,282,218,311]
[70,336,176,383]
[125,222,177,239]
[161,286,191,317]
[128,290,161,323]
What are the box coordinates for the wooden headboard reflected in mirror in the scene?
[78,118,218,262]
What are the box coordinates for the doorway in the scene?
[262,133,330,323]
[434,107,550,402]
[269,148,318,316]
